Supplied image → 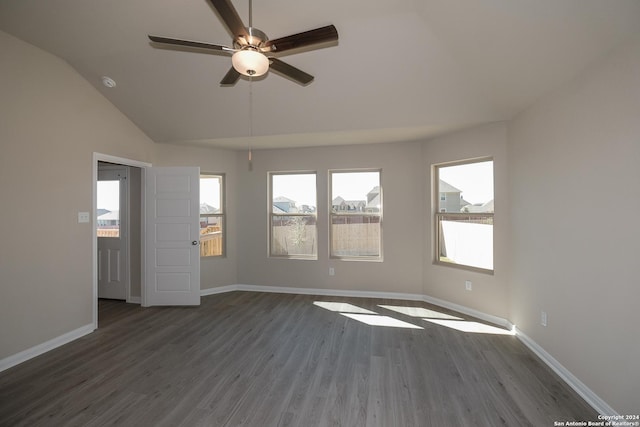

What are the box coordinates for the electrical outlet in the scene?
[540,311,548,327]
[465,280,472,291]
[329,267,335,276]
[78,211,90,223]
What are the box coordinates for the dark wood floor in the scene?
[0,291,597,426]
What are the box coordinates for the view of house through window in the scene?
[200,174,224,257]
[269,172,318,259]
[97,180,120,237]
[435,159,494,272]
[330,170,382,260]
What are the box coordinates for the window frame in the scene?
[268,171,318,260]
[200,173,226,258]
[434,158,494,274]
[329,168,383,262]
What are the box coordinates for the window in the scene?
[329,170,382,260]
[434,159,493,273]
[97,180,120,237]
[96,166,126,238]
[200,174,225,257]
[269,172,317,259]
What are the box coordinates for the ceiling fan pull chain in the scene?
[248,75,254,171]
[249,76,253,138]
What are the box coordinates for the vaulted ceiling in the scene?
[1,0,639,149]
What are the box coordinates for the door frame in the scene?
[92,153,151,329]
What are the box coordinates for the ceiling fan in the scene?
[148,0,338,86]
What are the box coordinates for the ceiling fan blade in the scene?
[269,58,314,85]
[208,0,249,39]
[220,67,241,86]
[264,25,338,53]
[149,35,233,53]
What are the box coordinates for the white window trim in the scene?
[268,171,318,260]
[200,173,225,258]
[433,158,494,274]
[329,168,383,262]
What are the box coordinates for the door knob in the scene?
[192,240,199,245]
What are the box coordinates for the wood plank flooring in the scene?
[0,291,597,426]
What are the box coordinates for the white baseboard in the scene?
[201,284,508,328]
[515,328,618,416]
[204,283,426,301]
[0,323,95,373]
[237,284,426,301]
[127,296,141,304]
[201,285,242,296]
[421,293,514,331]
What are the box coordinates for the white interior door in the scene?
[145,167,200,306]
[97,166,129,300]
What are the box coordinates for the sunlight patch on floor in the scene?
[378,305,463,320]
[423,318,514,335]
[313,301,377,314]
[313,301,507,332]
[340,313,423,329]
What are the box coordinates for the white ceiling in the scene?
[1,0,639,150]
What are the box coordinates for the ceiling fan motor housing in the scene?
[234,27,268,50]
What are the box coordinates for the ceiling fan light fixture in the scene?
[232,49,269,77]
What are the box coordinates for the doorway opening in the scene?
[93,153,150,329]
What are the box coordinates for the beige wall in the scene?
[508,33,640,414]
[154,143,238,290]
[235,143,424,294]
[0,31,156,359]
[422,122,510,319]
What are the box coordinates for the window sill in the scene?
[434,260,494,275]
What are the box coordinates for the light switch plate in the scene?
[78,211,90,223]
